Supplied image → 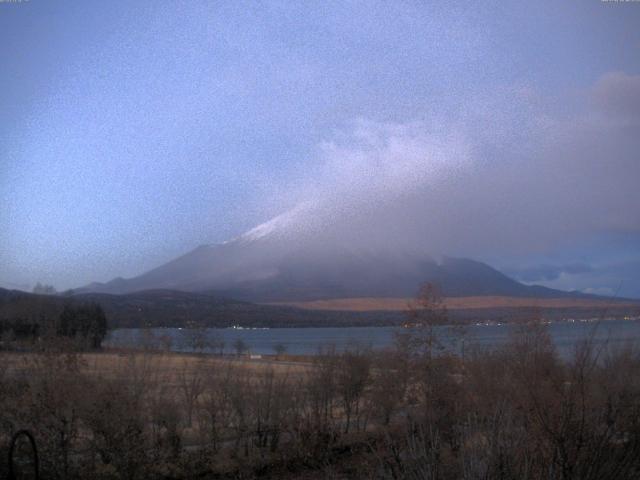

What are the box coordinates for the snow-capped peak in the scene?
[232,203,314,244]
[239,214,285,242]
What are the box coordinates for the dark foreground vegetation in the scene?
[1,302,108,351]
[2,321,640,479]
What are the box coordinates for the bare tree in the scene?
[22,351,88,479]
[403,281,468,364]
[369,351,406,425]
[337,347,371,433]
[182,326,210,354]
[158,333,173,352]
[233,338,247,356]
[200,362,234,452]
[273,343,287,359]
[177,359,206,427]
[210,333,225,356]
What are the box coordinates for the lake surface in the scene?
[105,319,640,358]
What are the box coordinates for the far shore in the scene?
[267,295,640,312]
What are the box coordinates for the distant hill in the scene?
[0,287,395,328]
[69,289,377,328]
[2,287,638,330]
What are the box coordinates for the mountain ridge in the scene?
[78,250,601,302]
[76,206,616,302]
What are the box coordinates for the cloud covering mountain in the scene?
[223,74,640,301]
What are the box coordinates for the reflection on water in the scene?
[105,319,640,358]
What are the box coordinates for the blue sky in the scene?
[1,1,640,296]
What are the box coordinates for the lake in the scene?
[105,319,640,358]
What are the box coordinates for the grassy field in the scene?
[4,329,640,479]
[1,349,312,382]
[268,295,640,311]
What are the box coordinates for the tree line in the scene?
[0,302,108,350]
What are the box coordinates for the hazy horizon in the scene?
[2,1,640,297]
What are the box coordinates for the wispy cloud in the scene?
[268,73,640,261]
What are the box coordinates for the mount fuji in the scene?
[79,204,593,303]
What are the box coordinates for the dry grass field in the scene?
[4,328,640,479]
[1,349,312,383]
[268,295,640,312]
